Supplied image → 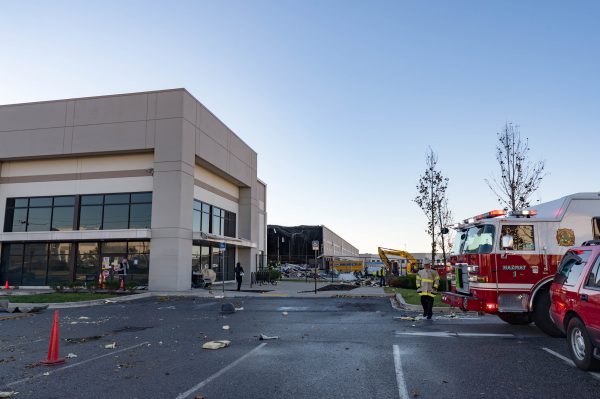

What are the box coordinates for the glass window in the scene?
[103,204,129,229]
[51,207,74,231]
[193,200,202,211]
[103,242,127,254]
[193,210,201,232]
[593,218,600,240]
[129,203,151,229]
[47,243,72,283]
[462,225,495,254]
[201,209,210,233]
[14,198,28,207]
[29,197,52,207]
[81,195,103,205]
[500,225,535,251]
[53,196,75,206]
[131,192,152,203]
[3,244,24,286]
[201,246,210,270]
[79,205,102,230]
[76,243,99,281]
[104,194,130,204]
[585,256,600,289]
[555,250,592,286]
[22,243,48,285]
[11,208,28,232]
[27,207,52,231]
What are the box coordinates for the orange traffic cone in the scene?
[41,310,65,366]
[119,278,124,290]
[4,280,9,289]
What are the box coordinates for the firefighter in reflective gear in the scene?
[416,263,440,319]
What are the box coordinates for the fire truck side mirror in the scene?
[501,235,514,249]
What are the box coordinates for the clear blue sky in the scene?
[1,1,599,253]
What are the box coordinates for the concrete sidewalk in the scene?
[0,280,389,309]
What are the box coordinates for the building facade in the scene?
[0,89,266,291]
[267,225,359,268]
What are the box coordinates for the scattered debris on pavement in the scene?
[0,391,18,398]
[65,353,78,358]
[221,303,236,314]
[259,334,279,340]
[282,312,288,316]
[104,342,117,349]
[64,335,104,344]
[234,307,244,311]
[222,325,230,330]
[394,316,420,321]
[202,340,230,350]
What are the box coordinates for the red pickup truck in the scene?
[550,240,600,370]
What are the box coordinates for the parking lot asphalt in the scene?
[1,296,599,399]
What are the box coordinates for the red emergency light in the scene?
[474,210,507,221]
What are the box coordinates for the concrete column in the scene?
[148,113,196,291]
[238,185,258,276]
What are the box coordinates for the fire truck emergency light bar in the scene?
[509,210,537,217]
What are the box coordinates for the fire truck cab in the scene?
[442,192,600,337]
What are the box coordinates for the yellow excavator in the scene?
[377,247,419,275]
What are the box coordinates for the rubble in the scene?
[0,391,17,398]
[220,303,236,314]
[259,334,279,340]
[104,342,117,349]
[202,340,230,350]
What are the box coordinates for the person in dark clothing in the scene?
[234,262,244,291]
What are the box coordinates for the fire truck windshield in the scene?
[452,224,496,255]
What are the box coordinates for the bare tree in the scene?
[436,197,453,268]
[485,123,546,211]
[415,148,449,267]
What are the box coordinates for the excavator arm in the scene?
[377,247,419,275]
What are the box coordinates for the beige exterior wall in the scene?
[323,225,360,257]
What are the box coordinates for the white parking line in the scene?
[175,343,267,399]
[542,347,600,382]
[395,331,514,338]
[393,345,410,399]
[4,341,150,388]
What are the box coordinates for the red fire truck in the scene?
[442,192,600,337]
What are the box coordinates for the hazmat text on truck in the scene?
[441,192,600,337]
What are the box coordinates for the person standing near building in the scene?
[234,262,244,291]
[416,264,440,320]
[379,267,386,287]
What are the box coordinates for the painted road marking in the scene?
[4,341,150,388]
[395,331,514,338]
[542,347,600,382]
[393,345,410,399]
[175,343,268,399]
[277,306,309,311]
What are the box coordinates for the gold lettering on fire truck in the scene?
[556,228,575,246]
[502,265,527,271]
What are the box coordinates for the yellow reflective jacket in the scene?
[416,268,440,297]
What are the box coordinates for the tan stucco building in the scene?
[0,89,266,291]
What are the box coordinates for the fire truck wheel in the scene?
[532,289,565,338]
[567,317,600,371]
[498,313,531,325]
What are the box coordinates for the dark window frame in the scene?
[193,200,236,238]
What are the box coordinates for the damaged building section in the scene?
[267,225,359,272]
